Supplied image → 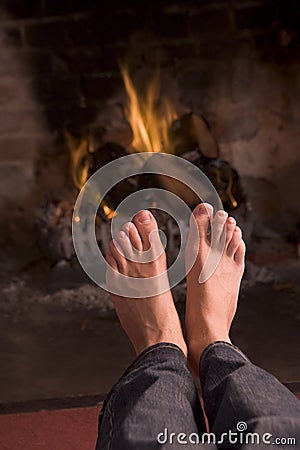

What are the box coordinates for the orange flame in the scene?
[102,205,116,220]
[121,66,177,153]
[65,131,93,190]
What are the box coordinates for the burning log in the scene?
[36,67,252,280]
[35,200,115,263]
[88,142,139,215]
[137,113,248,214]
[168,112,219,159]
[35,200,74,263]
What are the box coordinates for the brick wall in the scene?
[1,0,300,254]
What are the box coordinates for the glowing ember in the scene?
[103,205,116,220]
[121,66,177,153]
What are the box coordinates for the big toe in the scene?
[133,210,160,251]
[186,203,213,270]
[192,203,213,240]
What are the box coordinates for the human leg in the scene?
[96,210,206,449]
[200,341,300,445]
[185,203,300,446]
[96,343,205,449]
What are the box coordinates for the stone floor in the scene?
[0,235,299,407]
[0,309,134,404]
[0,406,100,450]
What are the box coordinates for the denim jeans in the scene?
[96,342,300,449]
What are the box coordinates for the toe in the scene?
[227,226,242,258]
[116,230,133,259]
[192,203,213,240]
[106,251,118,271]
[212,210,228,242]
[109,239,127,272]
[123,222,143,252]
[225,216,236,246]
[133,210,158,251]
[234,240,246,265]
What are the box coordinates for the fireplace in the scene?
[0,0,300,406]
[1,1,300,268]
[0,0,299,296]
[32,63,253,286]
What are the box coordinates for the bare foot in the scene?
[106,210,187,357]
[185,203,246,376]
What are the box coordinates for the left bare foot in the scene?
[106,210,187,356]
[185,203,246,376]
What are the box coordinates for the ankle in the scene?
[160,333,188,358]
[188,333,231,370]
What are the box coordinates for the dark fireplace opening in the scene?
[0,0,299,411]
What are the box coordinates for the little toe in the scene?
[192,203,213,240]
[133,210,159,251]
[123,222,143,252]
[227,226,243,258]
[234,240,246,265]
[225,216,236,246]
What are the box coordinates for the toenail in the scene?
[124,223,132,233]
[197,204,208,215]
[228,217,236,224]
[137,211,151,223]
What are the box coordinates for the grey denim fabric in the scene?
[200,342,300,449]
[96,342,300,449]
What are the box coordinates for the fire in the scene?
[102,205,116,220]
[67,68,178,222]
[65,130,93,190]
[121,66,177,153]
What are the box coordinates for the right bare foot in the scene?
[106,210,187,357]
[185,203,246,376]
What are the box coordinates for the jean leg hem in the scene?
[200,341,250,369]
[99,342,187,427]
